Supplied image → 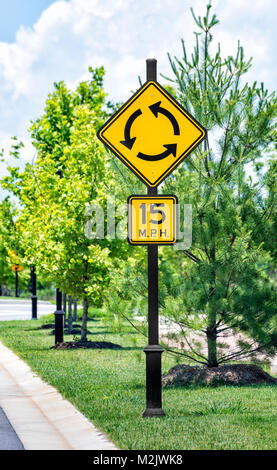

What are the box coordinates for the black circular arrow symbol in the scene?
[149,101,180,135]
[120,101,179,161]
[120,109,142,150]
[137,143,177,161]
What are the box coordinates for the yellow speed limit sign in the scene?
[127,195,178,245]
[11,264,23,272]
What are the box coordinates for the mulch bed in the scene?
[162,363,277,387]
[51,340,123,350]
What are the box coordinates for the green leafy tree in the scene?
[0,198,16,293]
[106,3,277,367]
[2,68,125,340]
[0,197,31,296]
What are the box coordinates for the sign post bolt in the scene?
[142,60,165,418]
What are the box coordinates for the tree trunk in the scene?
[206,308,218,367]
[67,295,73,334]
[73,299,77,322]
[81,296,88,342]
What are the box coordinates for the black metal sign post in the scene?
[55,288,65,344]
[142,59,165,418]
[31,266,37,319]
[97,57,206,418]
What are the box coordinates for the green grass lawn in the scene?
[0,311,276,450]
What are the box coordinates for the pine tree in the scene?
[162,3,277,366]
[107,3,277,367]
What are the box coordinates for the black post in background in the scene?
[55,288,64,344]
[54,169,65,344]
[31,266,37,319]
[143,58,165,418]
[15,270,19,298]
[73,299,77,322]
[63,292,67,325]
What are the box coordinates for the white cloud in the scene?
[0,0,276,179]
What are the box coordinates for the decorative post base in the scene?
[142,344,165,418]
[142,408,165,418]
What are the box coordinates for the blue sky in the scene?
[0,0,276,180]
[0,1,57,42]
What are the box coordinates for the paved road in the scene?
[0,407,24,450]
[0,299,55,321]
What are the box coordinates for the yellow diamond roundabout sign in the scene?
[97,80,206,187]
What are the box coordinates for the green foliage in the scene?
[106,3,277,366]
[1,68,119,307]
[29,67,107,165]
[0,197,26,292]
[197,400,247,416]
[160,3,277,366]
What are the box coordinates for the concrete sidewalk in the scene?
[0,341,117,450]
